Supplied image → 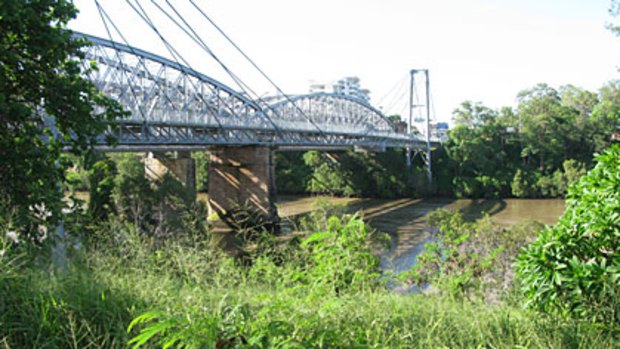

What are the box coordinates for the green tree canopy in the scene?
[0,0,124,230]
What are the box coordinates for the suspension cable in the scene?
[155,0,262,102]
[130,0,287,136]
[149,1,257,102]
[121,0,261,130]
[94,0,147,122]
[93,1,233,130]
[185,0,325,134]
[143,0,283,133]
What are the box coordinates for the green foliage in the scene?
[296,198,349,233]
[272,81,614,200]
[536,173,561,198]
[443,103,514,198]
[88,156,117,221]
[2,201,618,348]
[440,81,616,199]
[275,151,311,194]
[517,145,620,327]
[511,160,587,198]
[609,0,620,35]
[403,209,543,301]
[303,151,360,196]
[0,0,125,232]
[151,173,198,239]
[562,159,587,190]
[192,152,209,192]
[301,148,424,198]
[511,169,537,198]
[300,214,385,293]
[113,155,153,227]
[79,153,207,241]
[65,154,90,192]
[127,306,251,349]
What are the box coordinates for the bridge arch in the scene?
[74,32,424,149]
[263,92,397,137]
[74,32,278,146]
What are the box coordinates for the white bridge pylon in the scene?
[76,32,430,151]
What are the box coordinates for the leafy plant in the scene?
[404,208,542,301]
[517,145,620,327]
[301,214,386,293]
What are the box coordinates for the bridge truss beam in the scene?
[75,32,431,150]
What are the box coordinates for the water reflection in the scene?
[198,193,565,276]
[276,195,565,276]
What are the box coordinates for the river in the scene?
[274,195,565,273]
[82,191,564,271]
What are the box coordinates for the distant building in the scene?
[430,122,449,139]
[308,76,371,103]
[333,77,370,103]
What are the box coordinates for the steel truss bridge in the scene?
[77,33,434,152]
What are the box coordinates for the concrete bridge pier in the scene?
[207,146,278,231]
[144,151,196,191]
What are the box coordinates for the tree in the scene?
[87,156,117,221]
[516,84,577,171]
[0,1,124,232]
[444,101,512,198]
[559,85,598,118]
[590,81,620,154]
[608,0,620,35]
[452,101,496,128]
[113,155,153,228]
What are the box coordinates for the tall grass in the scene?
[1,212,618,348]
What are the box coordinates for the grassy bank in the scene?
[1,214,617,348]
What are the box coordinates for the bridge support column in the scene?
[144,151,196,191]
[208,146,278,229]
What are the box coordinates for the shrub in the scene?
[516,145,620,326]
[88,157,117,221]
[511,169,538,198]
[403,209,542,301]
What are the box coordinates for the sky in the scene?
[70,0,620,124]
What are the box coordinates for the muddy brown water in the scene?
[270,195,565,273]
[81,191,563,273]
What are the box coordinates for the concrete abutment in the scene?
[207,146,278,229]
[144,151,196,191]
[144,147,279,242]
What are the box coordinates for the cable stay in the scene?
[77,1,430,149]
[92,0,242,131]
[185,0,327,135]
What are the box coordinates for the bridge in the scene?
[78,33,429,151]
[74,32,435,228]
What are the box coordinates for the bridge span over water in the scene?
[77,33,433,152]
[74,32,436,228]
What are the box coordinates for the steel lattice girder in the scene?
[74,32,430,150]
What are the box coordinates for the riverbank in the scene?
[2,207,614,348]
[271,195,565,273]
[77,191,565,272]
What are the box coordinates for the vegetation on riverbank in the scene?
[2,208,618,348]
[517,145,620,327]
[2,1,620,347]
[2,147,619,347]
[275,81,619,199]
[401,209,545,302]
